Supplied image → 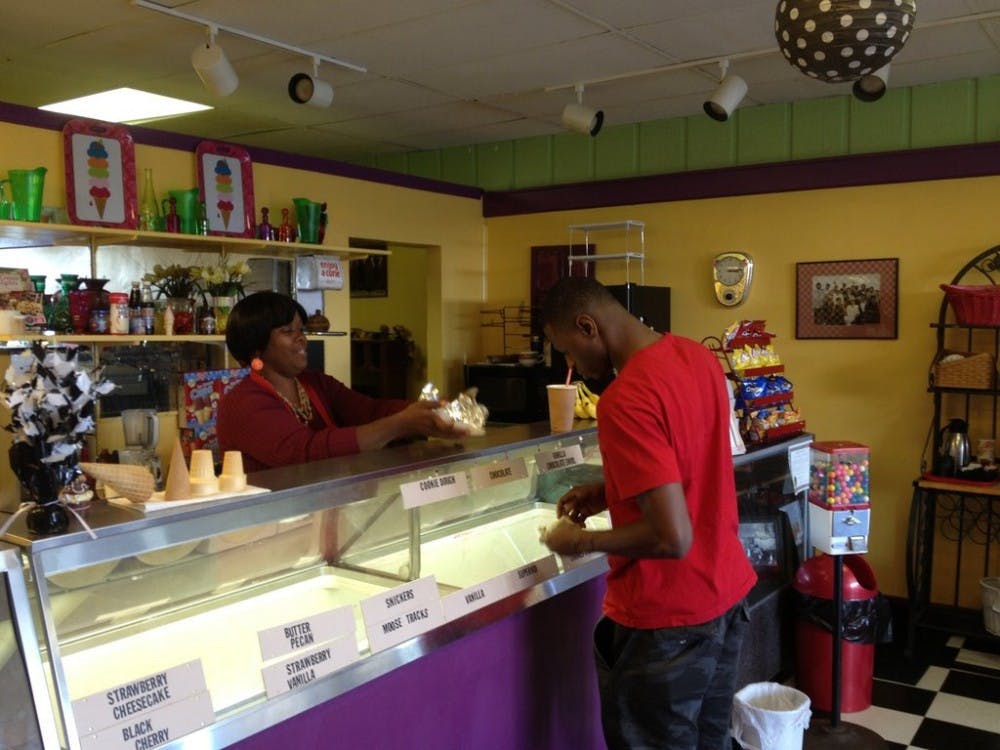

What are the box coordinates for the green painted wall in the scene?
[363,74,1000,190]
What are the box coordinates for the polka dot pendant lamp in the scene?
[775,0,917,83]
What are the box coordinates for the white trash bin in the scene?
[731,682,811,750]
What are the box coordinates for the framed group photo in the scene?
[796,257,899,339]
[738,518,782,571]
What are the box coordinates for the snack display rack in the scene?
[705,321,806,447]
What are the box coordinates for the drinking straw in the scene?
[565,366,573,385]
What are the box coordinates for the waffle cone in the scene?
[80,462,155,503]
[164,436,191,501]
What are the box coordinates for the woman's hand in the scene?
[357,400,471,450]
[397,399,471,439]
[556,482,607,526]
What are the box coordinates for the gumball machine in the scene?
[808,441,871,554]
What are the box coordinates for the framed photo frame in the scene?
[738,518,782,571]
[796,257,898,339]
[62,119,138,228]
[196,141,255,237]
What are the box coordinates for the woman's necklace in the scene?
[252,371,315,425]
[277,378,314,424]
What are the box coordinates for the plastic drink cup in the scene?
[546,384,577,433]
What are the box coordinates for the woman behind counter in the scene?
[217,291,467,471]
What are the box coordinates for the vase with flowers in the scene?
[142,264,198,334]
[2,345,115,535]
[194,254,250,333]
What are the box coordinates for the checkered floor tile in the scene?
[831,632,1000,749]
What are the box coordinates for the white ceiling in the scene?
[3,0,999,164]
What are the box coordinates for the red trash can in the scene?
[793,554,878,713]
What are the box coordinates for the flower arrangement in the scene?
[143,263,199,300]
[2,346,115,534]
[194,254,251,300]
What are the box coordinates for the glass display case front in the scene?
[3,424,606,750]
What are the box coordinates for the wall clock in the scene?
[713,251,754,306]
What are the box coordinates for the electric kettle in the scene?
[937,418,970,476]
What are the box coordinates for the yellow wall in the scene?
[483,177,1000,602]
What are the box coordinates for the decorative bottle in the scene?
[163,196,180,233]
[139,168,160,232]
[278,208,293,242]
[257,207,274,241]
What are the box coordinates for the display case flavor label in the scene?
[261,636,359,699]
[442,555,559,621]
[360,576,445,652]
[257,605,356,661]
[469,458,528,490]
[400,471,470,509]
[71,660,208,737]
[76,688,214,750]
[535,444,584,474]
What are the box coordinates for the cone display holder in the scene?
[804,554,887,750]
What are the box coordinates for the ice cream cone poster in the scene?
[196,141,255,237]
[62,119,138,228]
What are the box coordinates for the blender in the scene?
[120,409,163,489]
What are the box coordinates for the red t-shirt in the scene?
[598,334,756,629]
[217,370,409,471]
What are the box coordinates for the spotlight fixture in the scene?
[704,60,747,122]
[561,83,604,136]
[289,57,334,107]
[853,63,890,102]
[190,26,238,97]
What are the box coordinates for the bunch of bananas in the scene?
[574,380,600,420]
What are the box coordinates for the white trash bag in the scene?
[731,682,811,750]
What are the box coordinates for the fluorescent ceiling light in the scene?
[39,88,211,123]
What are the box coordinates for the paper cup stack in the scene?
[219,451,247,492]
[188,450,219,496]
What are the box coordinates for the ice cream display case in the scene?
[0,423,608,750]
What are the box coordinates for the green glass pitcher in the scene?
[7,167,47,222]
[166,188,200,234]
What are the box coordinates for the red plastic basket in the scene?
[941,284,1000,326]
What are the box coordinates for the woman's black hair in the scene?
[224,291,308,365]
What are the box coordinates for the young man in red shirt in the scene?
[540,277,755,749]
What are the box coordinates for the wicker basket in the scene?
[941,284,1000,326]
[932,350,996,389]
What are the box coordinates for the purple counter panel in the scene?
[234,576,607,750]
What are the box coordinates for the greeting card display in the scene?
[196,141,255,237]
[62,119,138,228]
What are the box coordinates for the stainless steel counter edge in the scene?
[2,422,599,572]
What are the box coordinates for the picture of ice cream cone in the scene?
[86,139,112,221]
[220,207,232,227]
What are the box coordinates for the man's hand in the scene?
[540,516,592,556]
[556,481,606,525]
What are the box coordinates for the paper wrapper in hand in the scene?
[419,382,488,436]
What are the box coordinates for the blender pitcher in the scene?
[122,409,159,449]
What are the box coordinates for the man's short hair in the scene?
[541,276,618,330]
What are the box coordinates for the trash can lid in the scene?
[793,554,877,600]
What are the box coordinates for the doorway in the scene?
[348,239,431,399]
